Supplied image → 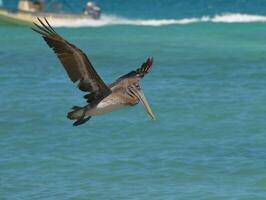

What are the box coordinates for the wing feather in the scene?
[32,18,111,104]
[109,57,153,90]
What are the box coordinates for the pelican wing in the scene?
[110,57,153,89]
[32,18,111,104]
[118,57,153,80]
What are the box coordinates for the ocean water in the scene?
[1,1,266,199]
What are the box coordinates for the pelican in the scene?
[32,18,156,126]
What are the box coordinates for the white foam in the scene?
[51,13,266,27]
[211,13,266,23]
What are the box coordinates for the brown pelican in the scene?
[32,18,156,126]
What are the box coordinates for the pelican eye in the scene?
[135,83,140,90]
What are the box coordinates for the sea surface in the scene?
[1,0,266,199]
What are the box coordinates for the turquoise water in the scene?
[1,1,266,199]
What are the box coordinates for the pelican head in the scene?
[127,85,156,120]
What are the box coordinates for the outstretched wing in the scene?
[118,57,153,80]
[32,18,111,104]
[110,57,153,89]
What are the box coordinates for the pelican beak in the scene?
[129,87,156,120]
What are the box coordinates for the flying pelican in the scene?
[32,18,156,126]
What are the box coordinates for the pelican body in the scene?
[32,18,156,126]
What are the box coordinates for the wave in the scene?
[52,13,266,27]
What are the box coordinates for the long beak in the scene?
[129,87,156,120]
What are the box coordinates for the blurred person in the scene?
[33,0,44,11]
[83,1,101,19]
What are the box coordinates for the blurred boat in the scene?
[0,0,101,26]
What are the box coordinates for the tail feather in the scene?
[67,106,84,120]
[67,110,77,120]
[67,106,92,126]
[73,116,92,126]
